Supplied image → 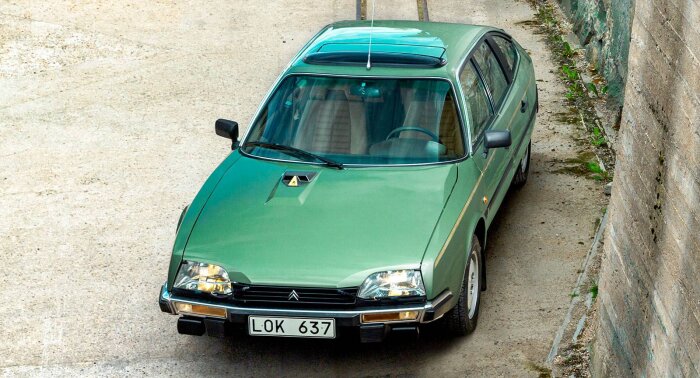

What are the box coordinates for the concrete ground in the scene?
[0,0,605,376]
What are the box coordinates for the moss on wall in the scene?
[556,0,634,107]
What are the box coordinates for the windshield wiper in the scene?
[243,141,344,169]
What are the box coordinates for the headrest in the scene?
[308,86,328,100]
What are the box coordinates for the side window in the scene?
[492,36,517,73]
[459,61,493,142]
[472,41,508,109]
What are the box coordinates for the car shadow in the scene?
[488,182,527,238]
[205,321,466,367]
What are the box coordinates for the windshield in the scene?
[243,75,465,165]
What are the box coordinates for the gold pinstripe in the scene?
[433,153,493,267]
[433,75,533,268]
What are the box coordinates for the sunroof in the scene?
[304,51,447,68]
[303,42,447,68]
[319,42,446,57]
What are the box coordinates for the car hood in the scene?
[182,155,457,288]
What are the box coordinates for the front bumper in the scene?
[159,283,453,341]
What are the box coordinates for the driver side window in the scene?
[459,60,493,144]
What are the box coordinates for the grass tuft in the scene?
[590,284,599,300]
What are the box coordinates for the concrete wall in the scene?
[556,0,634,107]
[593,0,700,376]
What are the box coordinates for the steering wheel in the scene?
[385,126,439,142]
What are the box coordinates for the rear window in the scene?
[492,36,517,73]
[472,42,509,109]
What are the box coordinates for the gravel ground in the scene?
[0,0,605,376]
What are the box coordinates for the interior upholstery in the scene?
[438,95,464,157]
[292,81,462,158]
[294,88,368,154]
[400,86,438,139]
[399,88,463,156]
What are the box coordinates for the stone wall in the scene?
[593,0,700,376]
[556,0,634,107]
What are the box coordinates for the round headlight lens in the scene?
[174,261,232,295]
[357,270,426,299]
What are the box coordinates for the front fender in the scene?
[166,152,242,288]
[421,160,485,304]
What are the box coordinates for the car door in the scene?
[489,34,531,161]
[466,37,518,223]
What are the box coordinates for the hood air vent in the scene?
[282,171,318,187]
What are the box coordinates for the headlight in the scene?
[174,261,232,295]
[357,270,425,299]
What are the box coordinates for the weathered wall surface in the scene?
[556,0,634,107]
[593,0,700,376]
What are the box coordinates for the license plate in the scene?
[248,316,335,339]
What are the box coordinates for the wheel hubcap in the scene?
[466,250,480,319]
[521,145,529,173]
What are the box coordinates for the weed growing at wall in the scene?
[532,1,616,179]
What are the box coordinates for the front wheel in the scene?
[443,235,482,336]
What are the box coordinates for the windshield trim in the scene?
[239,73,470,168]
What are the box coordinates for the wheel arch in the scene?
[473,217,488,291]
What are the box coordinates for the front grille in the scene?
[231,284,358,308]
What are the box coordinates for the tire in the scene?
[444,235,483,336]
[511,141,531,188]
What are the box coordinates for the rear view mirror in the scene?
[215,119,239,149]
[350,82,382,98]
[484,130,511,154]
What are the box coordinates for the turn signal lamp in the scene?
[361,310,419,323]
[174,302,227,318]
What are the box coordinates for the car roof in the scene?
[286,20,499,80]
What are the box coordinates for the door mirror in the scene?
[483,130,511,155]
[215,119,239,149]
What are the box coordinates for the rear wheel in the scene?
[511,141,531,188]
[444,235,482,336]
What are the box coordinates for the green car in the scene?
[159,20,537,342]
